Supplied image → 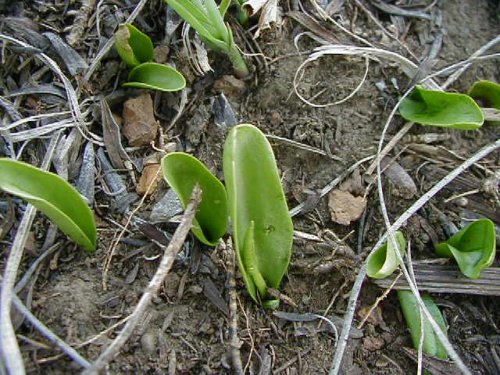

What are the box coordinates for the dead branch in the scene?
[83,185,202,374]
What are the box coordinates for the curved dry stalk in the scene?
[11,293,90,368]
[302,44,441,90]
[329,81,500,375]
[372,86,465,372]
[83,186,202,374]
[0,205,36,374]
[293,55,370,108]
[0,133,60,374]
[442,35,500,89]
[0,34,102,145]
[225,237,244,375]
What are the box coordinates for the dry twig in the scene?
[225,238,244,375]
[0,133,60,374]
[83,186,202,374]
[66,0,97,46]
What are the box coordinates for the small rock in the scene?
[185,104,210,146]
[150,189,184,222]
[136,163,162,196]
[122,93,158,146]
[270,111,283,126]
[363,336,384,351]
[212,94,238,129]
[163,273,181,298]
[328,189,366,225]
[154,45,170,64]
[213,75,246,98]
[381,158,417,199]
[140,331,158,355]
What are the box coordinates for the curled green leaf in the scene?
[115,23,154,67]
[398,291,448,360]
[0,158,96,251]
[223,124,293,307]
[400,85,484,130]
[367,231,406,279]
[124,63,186,92]
[161,152,227,246]
[434,218,495,279]
[469,80,500,109]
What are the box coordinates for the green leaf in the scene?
[0,158,96,251]
[164,0,249,77]
[223,124,294,306]
[115,24,154,67]
[124,63,186,92]
[469,80,500,109]
[399,85,484,130]
[203,0,229,41]
[398,291,448,360]
[161,152,228,246]
[367,231,406,279]
[165,0,219,41]
[434,218,495,279]
[218,0,231,17]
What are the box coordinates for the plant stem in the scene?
[227,43,249,78]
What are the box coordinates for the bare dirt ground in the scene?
[0,0,499,374]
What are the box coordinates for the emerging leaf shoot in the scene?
[469,80,500,109]
[398,291,449,360]
[366,231,406,279]
[434,218,496,279]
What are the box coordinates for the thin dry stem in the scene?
[83,185,202,374]
[357,272,402,329]
[0,34,101,144]
[0,133,60,374]
[102,167,161,290]
[226,237,244,375]
[293,56,369,108]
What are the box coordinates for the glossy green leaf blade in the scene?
[125,63,186,92]
[400,85,484,130]
[203,0,229,41]
[161,152,227,246]
[165,0,219,40]
[223,124,294,303]
[367,231,406,279]
[219,0,231,17]
[0,159,96,251]
[398,291,448,360]
[434,219,495,279]
[115,24,154,67]
[469,80,500,109]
